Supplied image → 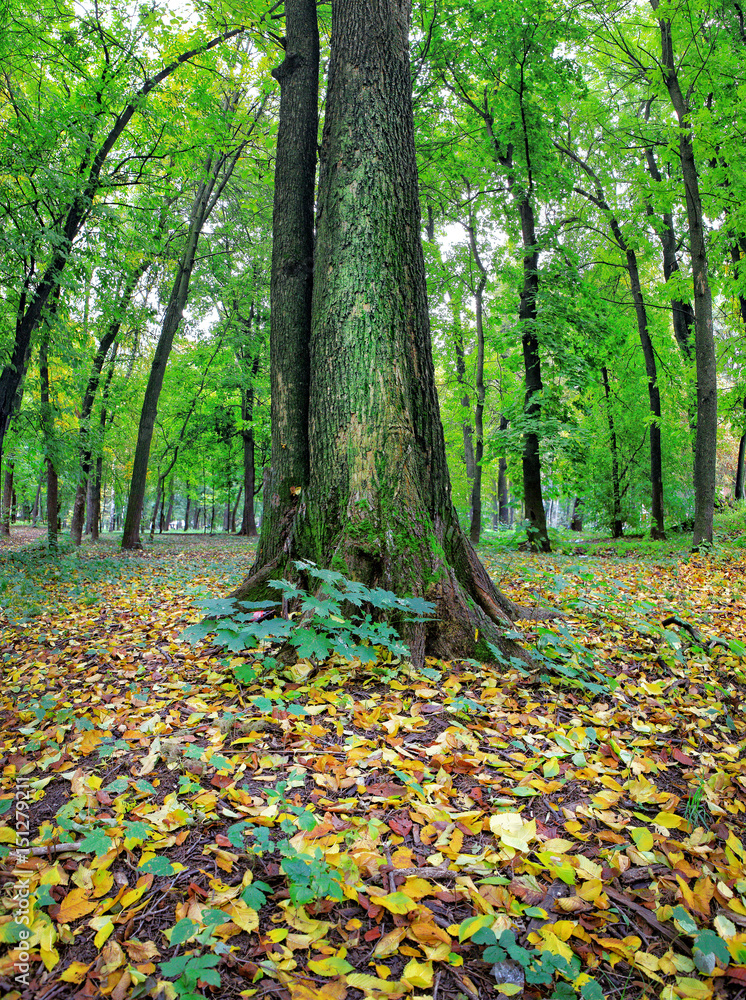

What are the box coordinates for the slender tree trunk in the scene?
[121,119,255,548]
[570,497,583,532]
[248,0,318,571]
[231,485,243,533]
[602,366,624,538]
[644,146,694,360]
[515,194,550,552]
[733,391,746,500]
[31,479,42,526]
[1,462,14,536]
[234,0,547,665]
[71,265,148,545]
[466,208,487,545]
[40,335,59,551]
[90,456,103,540]
[149,484,162,540]
[736,424,745,501]
[497,415,510,525]
[122,226,203,548]
[164,486,175,531]
[239,355,259,536]
[651,2,717,547]
[89,353,117,542]
[184,488,191,532]
[452,302,476,490]
[558,146,665,538]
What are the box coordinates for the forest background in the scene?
[2,0,746,551]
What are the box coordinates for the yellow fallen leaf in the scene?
[674,976,712,999]
[227,899,259,934]
[489,813,536,852]
[374,891,417,914]
[630,827,655,852]
[401,877,436,900]
[373,927,407,957]
[307,955,354,976]
[345,972,399,995]
[57,887,98,923]
[60,961,91,983]
[653,811,684,830]
[402,958,433,988]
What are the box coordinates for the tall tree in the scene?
[235,0,545,664]
[248,0,319,575]
[558,145,666,538]
[649,0,717,546]
[121,92,264,548]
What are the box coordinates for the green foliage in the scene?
[181,560,434,672]
[0,542,131,623]
[684,780,711,831]
[465,925,602,998]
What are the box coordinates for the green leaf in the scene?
[292,629,332,660]
[78,829,114,855]
[694,928,730,968]
[141,856,176,875]
[170,918,198,946]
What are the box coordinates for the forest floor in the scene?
[1,514,746,1000]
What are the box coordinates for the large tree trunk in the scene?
[651,2,717,547]
[250,0,318,567]
[234,0,545,666]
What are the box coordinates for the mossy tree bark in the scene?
[234,0,546,666]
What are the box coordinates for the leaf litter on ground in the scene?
[1,529,745,1000]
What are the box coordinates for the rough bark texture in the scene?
[233,0,550,666]
[248,0,318,568]
[497,415,511,525]
[652,3,717,547]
